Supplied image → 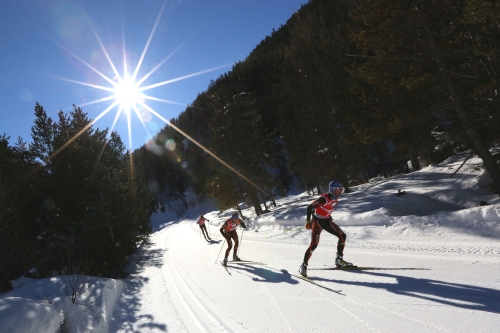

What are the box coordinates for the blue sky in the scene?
[0,0,306,149]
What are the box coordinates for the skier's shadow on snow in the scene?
[227,264,299,286]
[315,271,500,314]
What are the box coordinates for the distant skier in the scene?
[299,180,353,277]
[197,214,211,241]
[220,213,247,266]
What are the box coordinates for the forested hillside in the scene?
[136,0,500,214]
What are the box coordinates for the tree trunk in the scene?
[338,173,351,193]
[414,0,500,196]
[260,192,269,212]
[450,153,474,178]
[235,204,243,218]
[315,180,321,195]
[410,153,421,172]
[100,190,115,242]
[292,105,319,195]
[296,165,311,195]
[402,159,410,173]
[250,191,262,216]
[331,131,351,193]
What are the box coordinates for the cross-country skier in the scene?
[299,180,353,277]
[197,214,211,241]
[220,213,247,266]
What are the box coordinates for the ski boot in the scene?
[299,262,308,277]
[335,255,353,268]
[233,254,241,261]
[221,258,228,266]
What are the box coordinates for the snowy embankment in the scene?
[2,276,123,333]
[1,151,500,333]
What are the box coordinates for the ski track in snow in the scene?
[254,237,500,256]
[109,216,500,333]
[109,227,187,333]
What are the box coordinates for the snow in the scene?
[4,276,123,333]
[0,297,62,333]
[1,152,500,332]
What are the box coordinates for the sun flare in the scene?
[50,0,265,195]
[53,0,232,151]
[114,77,143,111]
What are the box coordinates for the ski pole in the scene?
[237,228,244,257]
[215,239,226,264]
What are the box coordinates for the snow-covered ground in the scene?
[2,152,500,332]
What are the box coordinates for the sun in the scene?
[113,76,143,111]
[51,0,234,151]
[49,0,267,196]
[53,0,229,152]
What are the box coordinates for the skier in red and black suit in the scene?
[220,213,247,266]
[299,180,353,277]
[197,214,211,241]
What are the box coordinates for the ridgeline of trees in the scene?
[0,104,152,292]
[137,0,500,214]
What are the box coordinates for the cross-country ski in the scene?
[289,272,343,294]
[309,266,428,271]
[228,259,267,265]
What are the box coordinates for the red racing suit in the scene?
[220,218,246,258]
[304,193,346,264]
[197,217,207,226]
[197,217,209,240]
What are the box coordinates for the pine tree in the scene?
[206,86,277,215]
[29,104,153,278]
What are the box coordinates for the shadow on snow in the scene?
[109,217,184,332]
[314,270,500,314]
[226,264,299,286]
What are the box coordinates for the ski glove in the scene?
[305,219,312,230]
[241,222,247,229]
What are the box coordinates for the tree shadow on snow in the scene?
[314,271,500,314]
[109,241,169,332]
[153,218,184,233]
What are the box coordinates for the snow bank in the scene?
[4,276,123,333]
[0,297,63,333]
[335,207,395,226]
[390,204,500,237]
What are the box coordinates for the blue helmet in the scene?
[231,213,239,220]
[329,180,343,194]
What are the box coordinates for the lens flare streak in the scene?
[138,101,268,195]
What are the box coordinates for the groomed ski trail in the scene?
[111,218,500,333]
